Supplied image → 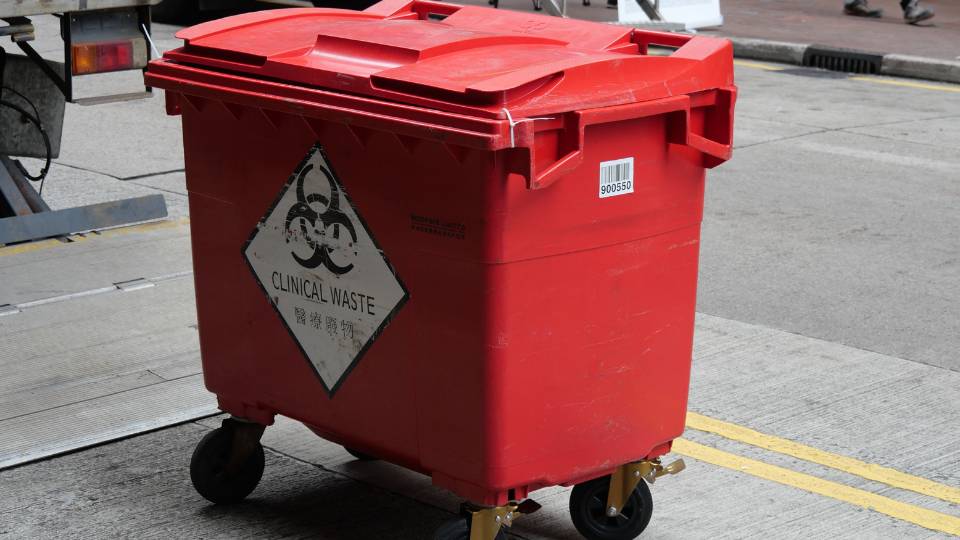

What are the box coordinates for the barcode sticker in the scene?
[599,157,634,198]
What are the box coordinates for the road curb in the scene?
[727,36,960,85]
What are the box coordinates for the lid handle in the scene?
[367,0,464,20]
[521,89,735,190]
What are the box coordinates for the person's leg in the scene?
[901,0,935,24]
[844,0,883,18]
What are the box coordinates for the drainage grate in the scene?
[802,46,883,74]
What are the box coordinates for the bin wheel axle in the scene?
[434,499,541,540]
[190,418,266,504]
[433,517,508,540]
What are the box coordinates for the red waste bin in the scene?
[146,1,735,537]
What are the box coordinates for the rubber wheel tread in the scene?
[190,426,264,504]
[568,475,653,540]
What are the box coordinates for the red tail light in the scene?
[71,41,137,75]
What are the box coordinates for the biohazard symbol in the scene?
[284,163,358,275]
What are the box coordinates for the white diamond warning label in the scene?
[243,144,408,395]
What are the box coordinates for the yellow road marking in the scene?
[687,412,960,506]
[673,438,960,536]
[734,58,960,93]
[850,76,960,93]
[734,59,785,71]
[0,237,71,256]
[0,218,190,257]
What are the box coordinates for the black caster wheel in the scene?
[433,516,508,540]
[568,475,653,540]
[532,0,543,9]
[344,447,377,461]
[190,421,265,504]
[583,0,591,5]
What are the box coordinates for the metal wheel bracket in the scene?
[605,458,685,517]
[466,499,541,540]
[223,417,266,475]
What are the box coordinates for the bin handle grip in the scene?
[370,0,464,19]
[528,92,733,190]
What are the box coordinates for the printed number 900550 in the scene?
[601,181,632,195]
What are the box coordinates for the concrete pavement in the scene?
[2,12,959,540]
[703,0,960,62]
[701,62,960,372]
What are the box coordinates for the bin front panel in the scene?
[177,94,705,501]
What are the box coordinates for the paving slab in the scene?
[0,219,191,305]
[0,235,209,469]
[0,276,197,389]
[689,313,960,495]
[698,62,960,372]
[54,95,186,180]
[0,375,213,470]
[844,116,960,149]
[730,115,825,149]
[0,423,452,540]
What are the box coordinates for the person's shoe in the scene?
[844,0,883,17]
[903,1,935,24]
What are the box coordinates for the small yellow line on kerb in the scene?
[0,237,69,256]
[686,412,960,505]
[850,76,960,93]
[733,59,960,93]
[672,438,960,536]
[0,218,190,257]
[733,59,785,71]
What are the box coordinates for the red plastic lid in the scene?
[163,0,733,119]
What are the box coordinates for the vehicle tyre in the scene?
[190,425,265,504]
[568,475,653,540]
[151,0,199,24]
[433,516,508,540]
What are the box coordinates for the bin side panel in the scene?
[418,230,700,502]
[493,225,698,488]
[420,117,705,501]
